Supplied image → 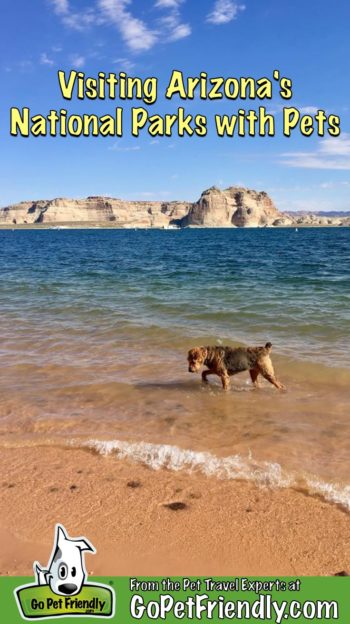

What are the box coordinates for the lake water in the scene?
[0,228,349,508]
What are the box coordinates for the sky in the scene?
[1,0,350,212]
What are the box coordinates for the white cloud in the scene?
[40,52,54,66]
[156,0,191,41]
[207,0,245,25]
[117,17,157,51]
[155,0,184,7]
[108,143,141,151]
[71,54,86,68]
[280,133,350,170]
[49,0,191,51]
[50,0,100,31]
[137,190,171,198]
[63,8,98,31]
[299,106,319,114]
[98,0,157,51]
[169,22,191,39]
[319,134,350,156]
[51,0,69,15]
[113,57,135,72]
[159,12,191,41]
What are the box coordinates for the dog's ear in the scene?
[74,538,95,553]
[265,342,272,352]
[56,525,68,549]
[199,347,207,360]
[187,348,194,360]
[34,562,47,585]
[188,347,207,362]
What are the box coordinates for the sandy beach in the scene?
[1,445,349,577]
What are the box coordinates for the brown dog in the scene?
[187,342,285,391]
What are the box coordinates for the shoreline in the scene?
[0,224,348,230]
[1,446,350,577]
[0,186,349,229]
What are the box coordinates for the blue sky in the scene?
[1,0,350,211]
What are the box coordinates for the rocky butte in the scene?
[0,186,348,228]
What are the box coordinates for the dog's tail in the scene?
[265,342,272,351]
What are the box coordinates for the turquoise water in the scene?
[0,227,349,503]
[0,228,349,366]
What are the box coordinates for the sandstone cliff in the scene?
[178,186,283,227]
[0,187,348,228]
[284,212,347,227]
[0,196,191,228]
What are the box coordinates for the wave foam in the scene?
[76,438,350,512]
[85,438,292,486]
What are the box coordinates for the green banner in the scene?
[15,582,114,619]
[1,576,349,623]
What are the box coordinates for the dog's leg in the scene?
[249,368,261,387]
[201,369,215,384]
[258,359,286,390]
[220,372,230,391]
[262,373,285,390]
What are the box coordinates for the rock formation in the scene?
[178,186,282,227]
[0,196,191,228]
[0,186,348,228]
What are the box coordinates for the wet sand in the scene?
[1,446,349,577]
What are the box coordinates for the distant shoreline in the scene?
[1,187,349,228]
[0,223,348,230]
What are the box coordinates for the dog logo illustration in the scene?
[15,524,115,620]
[34,524,95,597]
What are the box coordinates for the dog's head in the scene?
[44,525,95,596]
[251,342,273,360]
[187,347,207,373]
